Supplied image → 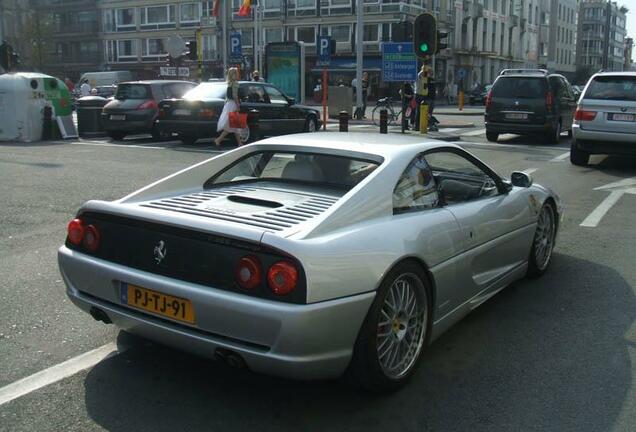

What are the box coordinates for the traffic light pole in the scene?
[354,0,363,119]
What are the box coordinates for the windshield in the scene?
[115,84,150,100]
[183,83,227,100]
[208,151,381,189]
[492,77,547,98]
[584,76,636,101]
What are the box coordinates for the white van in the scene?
[79,71,134,87]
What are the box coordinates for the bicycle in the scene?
[371,97,411,127]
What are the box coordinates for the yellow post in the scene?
[458,90,464,111]
[419,103,429,134]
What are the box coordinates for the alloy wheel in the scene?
[534,205,555,271]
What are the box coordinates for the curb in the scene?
[435,110,484,116]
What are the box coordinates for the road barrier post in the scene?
[42,105,53,141]
[419,103,429,135]
[247,109,260,142]
[379,109,388,134]
[339,110,349,132]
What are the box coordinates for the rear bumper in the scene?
[157,120,218,137]
[573,124,636,150]
[485,119,556,135]
[572,134,636,157]
[58,246,374,380]
[101,114,155,133]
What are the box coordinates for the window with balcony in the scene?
[363,24,379,42]
[115,8,136,32]
[142,38,167,61]
[331,25,351,43]
[140,5,176,30]
[180,3,202,27]
[106,39,137,63]
[103,10,115,32]
[263,0,282,18]
[241,28,254,48]
[200,34,217,59]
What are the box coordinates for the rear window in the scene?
[492,77,547,98]
[183,83,227,100]
[115,84,150,100]
[208,151,381,190]
[584,76,636,101]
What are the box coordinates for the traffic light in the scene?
[436,31,448,54]
[186,40,197,60]
[413,13,437,58]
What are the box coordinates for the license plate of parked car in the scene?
[610,113,634,122]
[173,109,191,116]
[121,283,195,324]
[505,113,528,120]
[110,114,126,121]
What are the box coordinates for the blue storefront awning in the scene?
[310,57,382,73]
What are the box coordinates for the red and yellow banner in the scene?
[238,0,251,16]
[212,0,220,17]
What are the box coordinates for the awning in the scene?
[310,57,382,73]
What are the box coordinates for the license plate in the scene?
[120,283,195,324]
[505,113,528,120]
[611,113,634,122]
[173,109,191,116]
[110,114,126,121]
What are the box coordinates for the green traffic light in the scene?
[419,43,429,53]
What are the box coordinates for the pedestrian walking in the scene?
[214,67,243,147]
[252,70,263,82]
[400,82,415,128]
[361,72,369,118]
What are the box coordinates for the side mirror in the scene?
[510,171,533,188]
[287,97,296,105]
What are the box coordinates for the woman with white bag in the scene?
[214,67,244,147]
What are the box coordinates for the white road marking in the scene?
[438,128,460,133]
[549,151,570,162]
[523,168,538,175]
[0,343,121,406]
[461,128,486,136]
[72,141,164,150]
[580,191,625,227]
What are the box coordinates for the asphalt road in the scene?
[1,126,635,432]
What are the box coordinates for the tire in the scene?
[371,106,382,127]
[486,131,499,142]
[527,202,556,278]
[304,116,318,133]
[570,141,590,166]
[107,131,126,141]
[349,261,430,393]
[545,120,561,144]
[150,124,170,141]
[179,134,197,145]
[567,129,573,138]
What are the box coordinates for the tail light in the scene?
[137,100,158,110]
[545,92,554,114]
[267,261,298,296]
[574,109,597,121]
[67,218,84,246]
[235,256,262,290]
[485,90,493,109]
[83,225,101,252]
[199,108,215,118]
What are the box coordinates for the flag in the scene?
[212,0,220,17]
[237,0,251,17]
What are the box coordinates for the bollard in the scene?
[379,109,388,134]
[419,103,429,135]
[42,105,53,141]
[247,109,260,143]
[339,111,349,132]
[458,90,464,111]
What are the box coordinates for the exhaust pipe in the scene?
[89,307,112,324]
[214,348,246,369]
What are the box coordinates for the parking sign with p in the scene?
[230,32,242,62]
[316,36,331,67]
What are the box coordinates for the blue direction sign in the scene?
[382,42,417,82]
[229,32,242,62]
[316,36,331,67]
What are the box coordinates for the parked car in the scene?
[571,72,636,166]
[93,85,117,99]
[102,80,197,141]
[485,69,577,143]
[157,81,322,145]
[468,84,492,105]
[58,133,562,392]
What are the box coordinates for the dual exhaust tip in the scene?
[89,306,247,370]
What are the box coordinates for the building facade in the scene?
[576,0,628,73]
[0,0,33,72]
[537,0,578,78]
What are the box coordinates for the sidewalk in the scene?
[306,100,484,117]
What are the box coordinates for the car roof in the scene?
[591,71,636,78]
[255,133,460,159]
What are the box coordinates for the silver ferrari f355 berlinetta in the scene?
[58,133,563,392]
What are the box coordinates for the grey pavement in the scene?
[1,131,635,431]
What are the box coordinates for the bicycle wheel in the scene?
[371,105,384,127]
[387,107,399,126]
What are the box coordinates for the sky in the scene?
[625,0,636,39]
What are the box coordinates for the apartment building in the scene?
[537,0,578,78]
[576,0,628,72]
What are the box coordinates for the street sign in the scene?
[230,32,242,62]
[382,42,417,82]
[167,35,186,58]
[457,68,467,80]
[160,67,190,77]
[316,36,331,67]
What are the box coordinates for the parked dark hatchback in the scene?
[102,80,197,140]
[157,81,322,144]
[485,69,577,143]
